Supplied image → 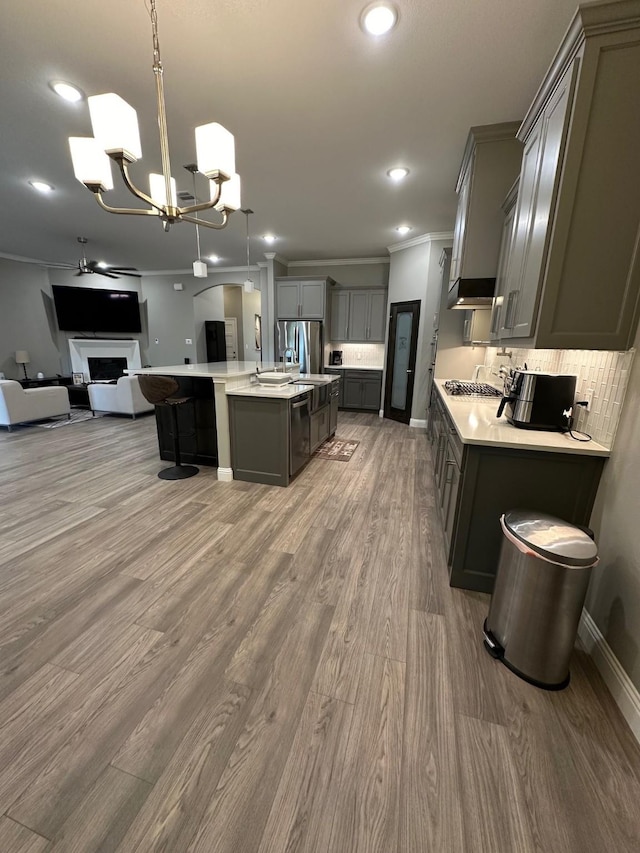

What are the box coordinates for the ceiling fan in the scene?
[50,237,141,279]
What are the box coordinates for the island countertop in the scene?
[227,372,336,399]
[435,379,610,457]
[126,361,286,380]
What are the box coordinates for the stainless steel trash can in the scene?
[483,510,599,690]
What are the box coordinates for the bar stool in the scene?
[137,375,199,480]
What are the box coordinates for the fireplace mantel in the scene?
[69,339,142,381]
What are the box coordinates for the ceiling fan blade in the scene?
[112,269,142,278]
[95,269,119,279]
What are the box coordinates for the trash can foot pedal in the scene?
[482,620,504,660]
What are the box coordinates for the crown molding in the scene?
[288,256,390,267]
[263,252,289,266]
[387,231,454,253]
[137,265,261,276]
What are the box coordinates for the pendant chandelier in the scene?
[68,0,241,232]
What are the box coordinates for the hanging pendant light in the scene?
[243,209,254,293]
[185,165,207,277]
[68,0,242,233]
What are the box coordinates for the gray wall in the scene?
[286,261,389,289]
[0,259,63,378]
[0,258,265,374]
[386,239,448,422]
[586,320,640,690]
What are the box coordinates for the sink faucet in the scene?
[283,348,297,370]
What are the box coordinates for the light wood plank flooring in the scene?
[1,411,639,852]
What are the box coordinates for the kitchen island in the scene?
[127,361,293,482]
[429,379,609,592]
[227,373,338,486]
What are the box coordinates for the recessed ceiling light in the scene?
[29,180,54,193]
[263,234,277,244]
[361,2,398,36]
[396,225,412,236]
[387,167,409,181]
[49,80,84,103]
[208,254,220,263]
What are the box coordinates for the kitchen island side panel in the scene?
[449,445,605,593]
[229,397,290,486]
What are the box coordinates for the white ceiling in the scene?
[0,0,582,273]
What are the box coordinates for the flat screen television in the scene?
[52,284,142,333]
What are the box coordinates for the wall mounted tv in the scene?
[52,285,142,333]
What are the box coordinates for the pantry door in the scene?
[383,300,420,424]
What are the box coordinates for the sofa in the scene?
[88,375,154,419]
[0,379,71,430]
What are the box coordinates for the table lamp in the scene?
[15,350,30,380]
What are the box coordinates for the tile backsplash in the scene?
[482,347,636,450]
[327,342,385,367]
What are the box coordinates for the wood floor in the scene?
[1,411,639,852]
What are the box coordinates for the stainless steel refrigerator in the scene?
[275,321,323,374]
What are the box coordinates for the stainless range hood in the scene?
[447,277,496,309]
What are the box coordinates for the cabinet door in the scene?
[331,291,349,341]
[361,375,382,411]
[450,162,472,283]
[299,281,325,319]
[277,282,301,318]
[367,291,387,341]
[318,406,330,444]
[348,291,368,340]
[491,193,517,340]
[342,376,363,409]
[510,63,576,338]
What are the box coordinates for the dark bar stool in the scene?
[138,375,198,480]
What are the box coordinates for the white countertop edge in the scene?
[325,364,383,371]
[434,380,610,458]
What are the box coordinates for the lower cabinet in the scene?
[229,396,293,487]
[428,388,606,593]
[342,370,382,411]
[310,405,330,452]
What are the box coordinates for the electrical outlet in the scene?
[185,338,192,345]
[584,388,594,410]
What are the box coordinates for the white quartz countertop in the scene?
[126,362,287,380]
[435,380,610,457]
[325,364,383,371]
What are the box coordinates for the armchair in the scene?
[88,375,154,419]
[0,380,71,430]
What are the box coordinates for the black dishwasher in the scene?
[289,393,311,476]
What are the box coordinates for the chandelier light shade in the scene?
[88,94,143,161]
[67,0,240,233]
[195,123,236,179]
[69,138,114,190]
[214,172,241,212]
[149,172,177,207]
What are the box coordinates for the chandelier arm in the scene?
[179,177,223,215]
[91,191,162,217]
[180,212,229,230]
[113,156,166,213]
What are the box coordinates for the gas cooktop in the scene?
[444,380,503,397]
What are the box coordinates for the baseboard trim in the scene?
[379,409,384,419]
[409,418,427,429]
[217,467,234,482]
[578,609,640,744]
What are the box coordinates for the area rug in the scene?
[313,437,360,462]
[38,409,105,429]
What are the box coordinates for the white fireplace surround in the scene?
[69,339,142,381]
